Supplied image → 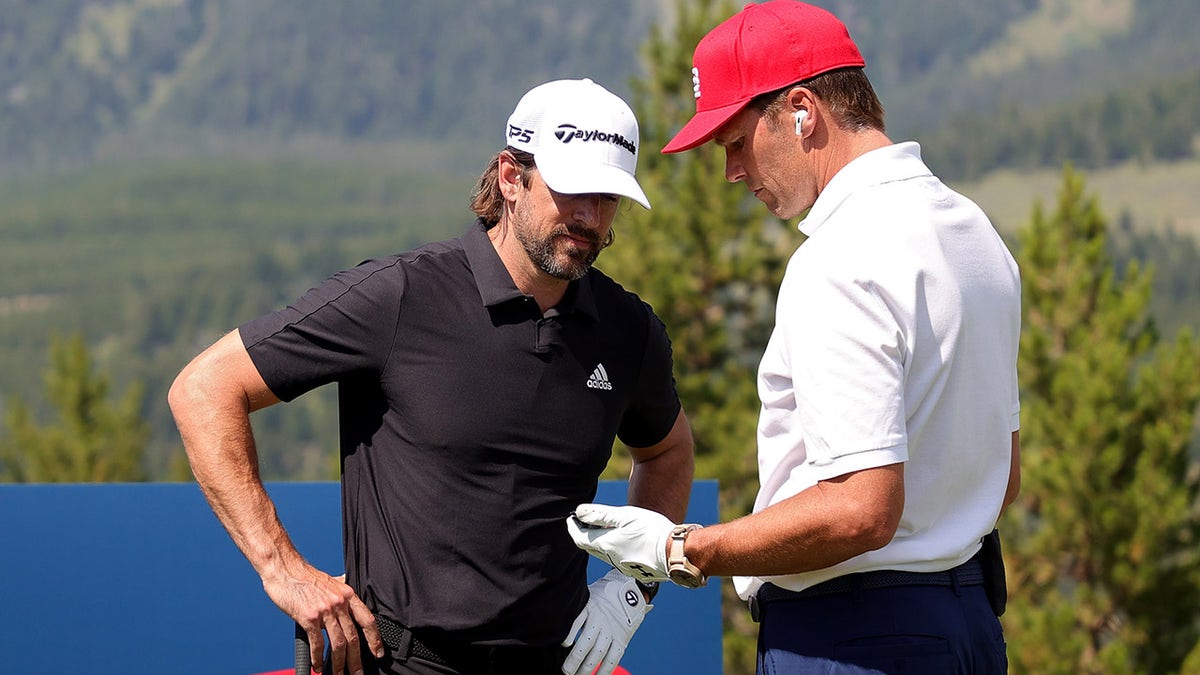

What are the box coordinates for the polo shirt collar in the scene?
[798,141,931,238]
[460,219,599,321]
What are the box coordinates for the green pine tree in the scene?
[0,334,149,482]
[1005,166,1200,674]
[600,1,802,672]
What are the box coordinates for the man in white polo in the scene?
[568,2,1021,673]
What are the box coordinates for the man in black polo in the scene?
[168,78,694,675]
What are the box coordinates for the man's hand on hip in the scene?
[264,565,383,673]
[567,503,675,582]
[561,569,652,675]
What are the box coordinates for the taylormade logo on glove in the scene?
[561,568,652,675]
[567,504,674,581]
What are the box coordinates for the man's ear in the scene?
[497,151,525,200]
[788,86,816,137]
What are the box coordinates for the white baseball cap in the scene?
[505,78,651,209]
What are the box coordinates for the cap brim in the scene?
[661,99,750,154]
[537,155,651,210]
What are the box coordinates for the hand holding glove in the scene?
[566,503,676,582]
[561,569,652,675]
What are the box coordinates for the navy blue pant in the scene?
[756,582,1007,674]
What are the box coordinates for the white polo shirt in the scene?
[735,142,1021,600]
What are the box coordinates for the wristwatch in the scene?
[666,524,707,588]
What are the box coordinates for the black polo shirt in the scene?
[240,219,681,646]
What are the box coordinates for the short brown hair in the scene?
[470,148,536,226]
[752,67,885,133]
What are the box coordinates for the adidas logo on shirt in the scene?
[587,364,613,390]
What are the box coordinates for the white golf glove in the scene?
[561,568,652,675]
[566,504,675,582]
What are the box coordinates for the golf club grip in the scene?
[295,621,312,675]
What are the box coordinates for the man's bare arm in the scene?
[625,410,695,523]
[168,329,382,672]
[684,462,905,578]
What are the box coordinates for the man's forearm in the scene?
[685,463,905,578]
[189,436,300,580]
[172,388,296,578]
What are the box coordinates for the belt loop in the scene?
[373,614,419,664]
[393,622,414,662]
[850,574,865,604]
[950,565,962,596]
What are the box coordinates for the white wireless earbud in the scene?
[794,109,807,135]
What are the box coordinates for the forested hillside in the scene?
[3,1,1198,172]
[2,0,1199,481]
[0,149,479,477]
[0,0,657,169]
[846,0,1200,145]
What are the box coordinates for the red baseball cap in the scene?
[662,1,865,154]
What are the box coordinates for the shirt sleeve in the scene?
[782,264,909,480]
[239,258,405,402]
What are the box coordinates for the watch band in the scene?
[667,524,707,588]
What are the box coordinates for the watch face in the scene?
[669,567,706,589]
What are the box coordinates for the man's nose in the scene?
[724,153,745,183]
[573,194,602,224]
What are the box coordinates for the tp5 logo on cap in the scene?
[507,124,533,144]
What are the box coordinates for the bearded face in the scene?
[509,175,618,281]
